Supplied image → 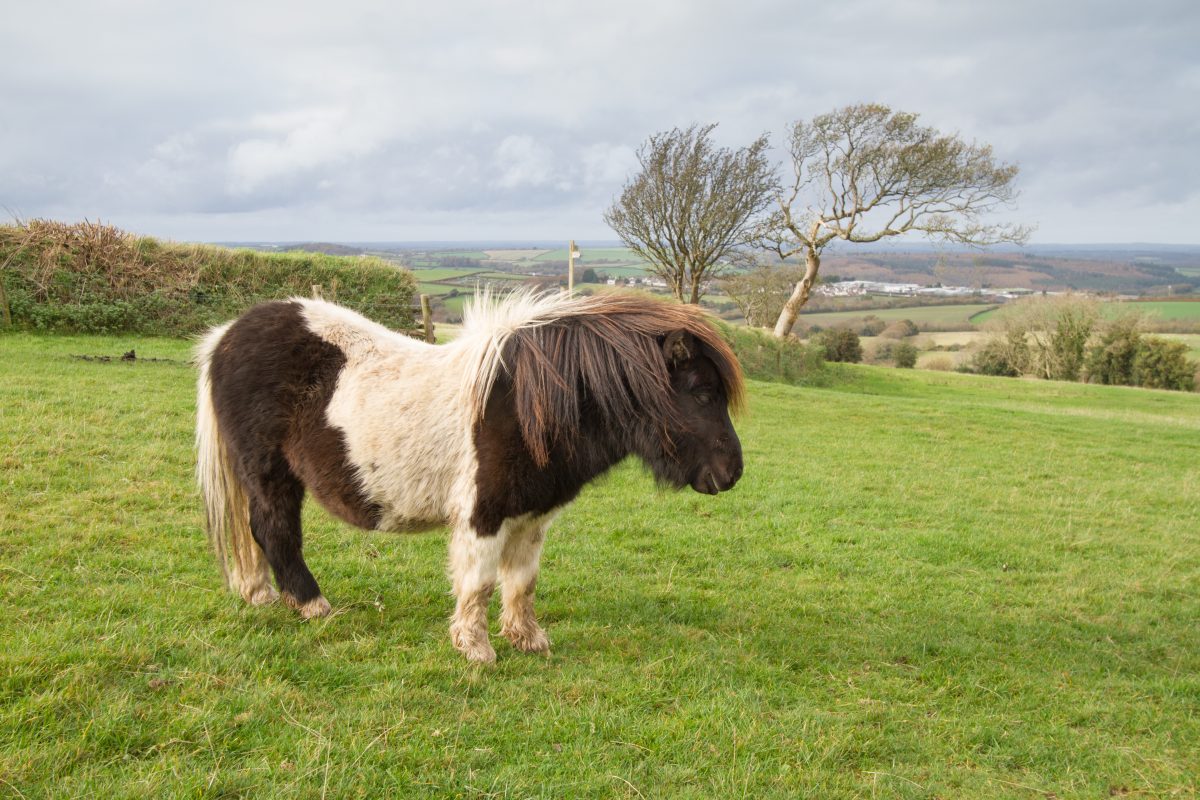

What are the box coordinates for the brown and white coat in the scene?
[196,291,744,661]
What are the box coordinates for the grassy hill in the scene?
[1,333,1197,797]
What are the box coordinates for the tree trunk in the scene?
[772,248,821,339]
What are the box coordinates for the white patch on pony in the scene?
[297,294,593,535]
[499,513,554,653]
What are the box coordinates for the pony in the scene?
[195,291,745,662]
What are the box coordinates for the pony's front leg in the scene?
[448,524,506,663]
[499,517,550,654]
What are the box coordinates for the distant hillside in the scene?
[810,250,1200,295]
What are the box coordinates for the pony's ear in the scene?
[661,330,696,367]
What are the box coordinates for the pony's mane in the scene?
[460,291,745,466]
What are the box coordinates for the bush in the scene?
[1133,337,1195,391]
[893,341,919,368]
[717,323,827,385]
[0,219,418,335]
[880,319,919,339]
[814,328,863,363]
[969,336,1026,377]
[1085,316,1142,386]
[924,356,955,371]
[858,315,887,336]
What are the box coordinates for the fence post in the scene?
[311,284,324,300]
[0,275,10,328]
[420,294,435,343]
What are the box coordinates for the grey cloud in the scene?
[1,0,1197,242]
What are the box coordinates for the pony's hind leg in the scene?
[499,516,551,654]
[448,523,511,663]
[245,466,331,620]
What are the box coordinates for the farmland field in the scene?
[534,247,645,265]
[798,303,998,328]
[2,333,1198,798]
[405,268,486,282]
[972,299,1200,326]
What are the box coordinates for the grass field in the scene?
[973,300,1200,326]
[799,303,998,328]
[405,268,486,282]
[534,248,644,265]
[2,333,1198,798]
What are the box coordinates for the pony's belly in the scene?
[376,513,446,534]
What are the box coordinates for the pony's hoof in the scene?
[284,593,332,619]
[242,583,279,606]
[450,627,497,663]
[503,624,550,655]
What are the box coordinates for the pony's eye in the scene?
[693,391,713,406]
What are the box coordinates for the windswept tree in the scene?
[605,124,776,304]
[761,104,1030,338]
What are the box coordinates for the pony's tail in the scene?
[194,325,277,605]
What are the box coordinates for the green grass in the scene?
[973,300,1200,326]
[535,248,645,265]
[800,303,997,328]
[405,268,486,282]
[2,333,1198,798]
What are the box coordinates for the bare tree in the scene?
[721,264,805,328]
[605,124,776,304]
[761,104,1031,338]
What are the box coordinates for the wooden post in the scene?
[329,276,339,301]
[567,239,576,294]
[420,294,435,343]
[311,284,324,300]
[0,275,10,328]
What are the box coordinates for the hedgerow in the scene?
[0,220,417,335]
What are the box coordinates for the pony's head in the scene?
[469,291,746,493]
[637,329,743,494]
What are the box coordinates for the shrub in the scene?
[866,340,893,363]
[893,341,919,368]
[1133,337,1195,391]
[1085,316,1142,386]
[924,356,954,371]
[814,328,863,363]
[717,322,827,385]
[880,319,919,339]
[989,294,1099,381]
[0,219,418,335]
[858,315,887,336]
[969,335,1026,377]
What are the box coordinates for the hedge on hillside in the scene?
[0,220,418,335]
[717,322,827,386]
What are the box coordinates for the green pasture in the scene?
[1161,332,1200,359]
[405,268,485,282]
[535,247,644,265]
[973,299,1200,326]
[2,333,1197,798]
[597,266,652,279]
[799,303,997,329]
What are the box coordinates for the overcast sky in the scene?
[2,0,1197,244]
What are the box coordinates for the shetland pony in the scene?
[195,291,744,662]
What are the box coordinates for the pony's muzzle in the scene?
[691,453,743,495]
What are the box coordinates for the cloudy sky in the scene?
[2,0,1197,244]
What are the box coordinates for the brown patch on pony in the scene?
[210,301,382,532]
[499,293,744,467]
